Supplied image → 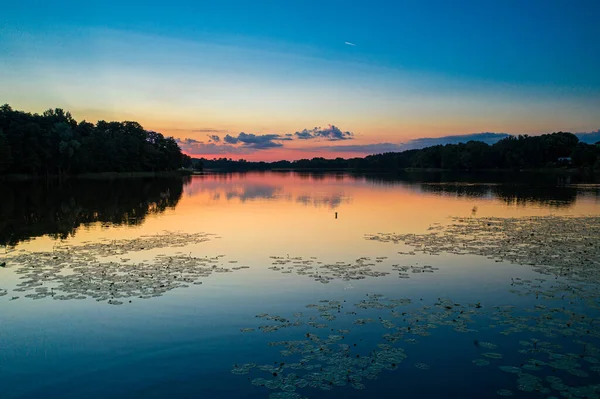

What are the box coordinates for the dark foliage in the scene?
[197,132,600,172]
[0,104,185,175]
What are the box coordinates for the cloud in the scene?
[401,132,510,150]
[576,130,600,144]
[294,125,354,141]
[224,132,289,148]
[166,128,227,133]
[207,134,220,142]
[191,128,227,133]
[308,133,511,155]
[345,42,356,46]
[175,138,254,155]
[308,143,405,153]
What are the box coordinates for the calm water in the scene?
[1,172,600,399]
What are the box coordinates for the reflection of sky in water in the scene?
[0,172,599,398]
[183,173,350,208]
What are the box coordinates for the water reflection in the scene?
[418,183,580,208]
[0,178,188,246]
[184,172,351,208]
[2,171,599,247]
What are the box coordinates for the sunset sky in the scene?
[2,0,599,161]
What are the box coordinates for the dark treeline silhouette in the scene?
[0,104,190,176]
[0,177,189,246]
[197,132,600,172]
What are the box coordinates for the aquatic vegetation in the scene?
[233,265,600,398]
[496,389,513,396]
[1,232,248,304]
[365,216,600,281]
[267,255,437,284]
[233,294,489,396]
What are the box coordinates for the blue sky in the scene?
[2,0,599,160]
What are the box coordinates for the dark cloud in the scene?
[308,133,511,155]
[175,138,254,155]
[294,125,354,141]
[576,130,600,144]
[207,134,220,142]
[223,134,239,144]
[402,133,510,150]
[224,132,286,148]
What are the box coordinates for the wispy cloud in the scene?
[344,42,356,46]
[401,133,510,150]
[306,133,511,154]
[165,128,228,133]
[308,143,405,153]
[176,138,254,155]
[294,125,354,141]
[179,131,519,158]
[576,130,600,144]
[192,128,228,133]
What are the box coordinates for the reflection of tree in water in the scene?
[0,177,190,246]
[360,171,599,208]
[418,184,579,208]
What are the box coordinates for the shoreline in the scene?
[1,167,598,181]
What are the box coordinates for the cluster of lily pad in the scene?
[267,256,438,284]
[365,216,600,280]
[232,216,600,398]
[233,287,600,398]
[1,232,249,304]
[232,294,484,397]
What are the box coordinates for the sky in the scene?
[1,0,600,161]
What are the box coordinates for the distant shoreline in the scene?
[2,167,599,182]
[197,167,597,174]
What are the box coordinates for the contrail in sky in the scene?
[345,42,356,46]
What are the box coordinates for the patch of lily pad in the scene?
[231,216,600,398]
[1,232,249,304]
[267,255,438,284]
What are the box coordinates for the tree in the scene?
[0,105,186,176]
[53,122,81,175]
[0,130,12,173]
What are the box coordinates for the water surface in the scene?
[1,172,599,398]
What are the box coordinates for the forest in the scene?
[2,104,599,176]
[0,104,190,176]
[198,132,600,172]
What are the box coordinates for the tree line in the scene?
[197,132,600,172]
[0,104,191,176]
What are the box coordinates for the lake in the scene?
[1,171,600,399]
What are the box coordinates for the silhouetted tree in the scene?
[0,104,185,176]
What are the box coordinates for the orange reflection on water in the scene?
[14,172,600,258]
